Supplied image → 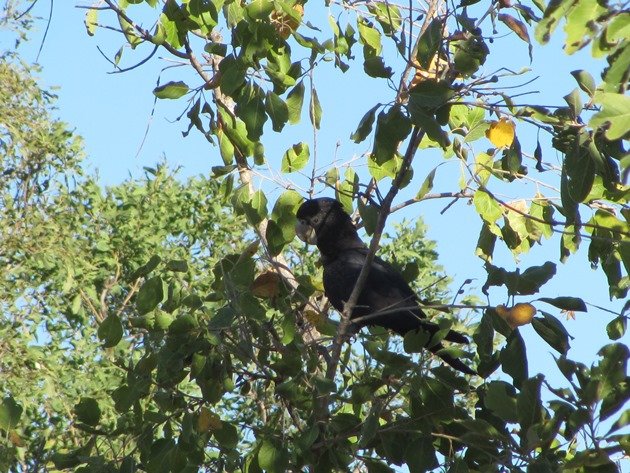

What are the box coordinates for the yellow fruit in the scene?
[496,303,536,329]
[486,117,516,148]
[495,304,510,319]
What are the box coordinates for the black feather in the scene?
[296,197,475,375]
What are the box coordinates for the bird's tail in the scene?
[395,319,476,375]
[429,343,477,375]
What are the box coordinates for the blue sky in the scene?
[6,1,627,404]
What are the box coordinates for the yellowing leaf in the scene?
[9,430,25,447]
[242,240,260,258]
[486,117,515,148]
[251,271,280,298]
[304,309,326,327]
[85,8,98,36]
[197,407,223,432]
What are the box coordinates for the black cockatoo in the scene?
[295,197,475,375]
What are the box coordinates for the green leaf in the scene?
[242,190,268,225]
[357,17,382,55]
[535,0,572,44]
[596,343,628,421]
[532,312,571,354]
[517,375,543,449]
[213,422,239,449]
[265,91,289,132]
[219,55,246,97]
[0,396,23,430]
[407,101,449,147]
[363,56,393,78]
[118,14,143,48]
[517,262,557,295]
[484,381,518,422]
[607,409,630,434]
[286,81,305,124]
[128,255,161,281]
[236,82,267,141]
[351,104,380,143]
[220,108,255,157]
[403,328,431,353]
[169,314,199,334]
[258,440,289,472]
[244,0,274,20]
[266,220,289,256]
[501,330,528,388]
[217,128,235,164]
[358,200,378,236]
[538,296,587,312]
[475,223,497,263]
[590,92,630,140]
[564,88,583,118]
[74,398,101,426]
[372,106,412,165]
[606,315,627,340]
[473,190,503,225]
[367,2,402,36]
[98,314,124,348]
[409,80,454,108]
[166,259,188,272]
[309,88,322,129]
[405,437,438,472]
[281,142,310,173]
[153,81,189,99]
[337,168,358,211]
[452,36,488,77]
[85,9,98,36]
[416,18,443,69]
[571,69,596,96]
[136,276,165,314]
[416,167,437,199]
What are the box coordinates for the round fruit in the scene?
[496,303,536,329]
[509,303,537,327]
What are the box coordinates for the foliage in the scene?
[2,0,630,471]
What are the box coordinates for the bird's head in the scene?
[295,198,360,252]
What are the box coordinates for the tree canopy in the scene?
[0,0,629,472]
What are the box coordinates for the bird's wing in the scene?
[323,248,424,329]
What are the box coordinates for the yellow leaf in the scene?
[410,55,450,87]
[197,407,223,433]
[486,117,515,148]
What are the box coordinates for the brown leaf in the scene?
[251,271,281,298]
[498,14,530,44]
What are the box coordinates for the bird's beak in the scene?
[295,220,317,244]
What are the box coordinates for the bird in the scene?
[295,197,475,375]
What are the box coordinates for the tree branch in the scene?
[325,126,424,384]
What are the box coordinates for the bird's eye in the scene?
[311,215,320,224]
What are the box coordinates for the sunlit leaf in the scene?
[281,142,309,173]
[153,81,189,99]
